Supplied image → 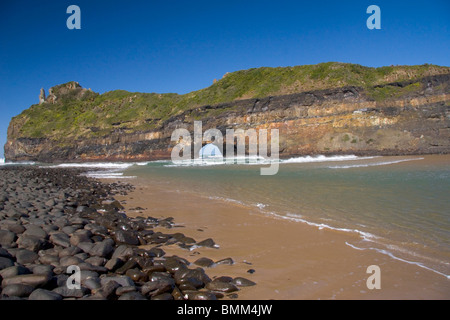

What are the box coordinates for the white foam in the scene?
[207,194,378,242]
[85,172,123,177]
[82,170,137,179]
[165,159,225,167]
[199,186,450,280]
[256,203,267,209]
[345,242,450,279]
[274,210,450,279]
[135,161,153,166]
[42,162,135,169]
[281,155,375,164]
[87,174,137,179]
[38,161,149,180]
[280,212,378,241]
[164,155,375,168]
[39,161,151,179]
[329,157,424,169]
[208,196,246,206]
[166,157,216,167]
[0,159,36,166]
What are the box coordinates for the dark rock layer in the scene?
[5,74,450,162]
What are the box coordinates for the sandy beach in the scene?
[119,177,450,300]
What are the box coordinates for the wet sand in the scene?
[117,177,450,300]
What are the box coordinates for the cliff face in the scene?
[5,64,450,162]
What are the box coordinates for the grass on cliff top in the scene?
[11,62,450,140]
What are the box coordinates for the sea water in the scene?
[35,154,450,279]
[123,154,450,279]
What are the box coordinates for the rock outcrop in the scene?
[38,89,45,105]
[5,63,450,162]
[41,81,90,105]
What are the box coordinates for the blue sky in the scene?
[0,0,449,158]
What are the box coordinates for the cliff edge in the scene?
[5,63,450,162]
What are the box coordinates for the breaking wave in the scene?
[328,157,424,169]
[203,194,450,280]
[0,158,36,166]
[40,162,150,179]
[164,155,375,167]
[281,155,375,164]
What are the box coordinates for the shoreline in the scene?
[4,150,450,166]
[0,166,252,300]
[117,175,450,300]
[3,150,450,165]
[1,158,449,300]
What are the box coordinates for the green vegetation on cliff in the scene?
[9,62,449,140]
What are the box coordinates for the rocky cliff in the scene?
[5,63,450,162]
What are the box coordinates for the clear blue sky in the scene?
[1,0,449,158]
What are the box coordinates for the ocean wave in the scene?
[164,155,375,167]
[209,197,271,212]
[265,207,450,279]
[256,203,267,209]
[0,159,36,166]
[345,242,450,279]
[164,160,226,168]
[166,156,267,167]
[281,155,376,164]
[87,174,137,179]
[82,170,136,179]
[328,157,424,169]
[183,183,450,280]
[38,162,149,180]
[135,161,157,166]
[280,212,378,241]
[207,194,378,242]
[207,196,246,206]
[42,162,137,169]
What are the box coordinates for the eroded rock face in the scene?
[46,88,57,104]
[39,88,46,105]
[37,82,89,106]
[5,74,450,162]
